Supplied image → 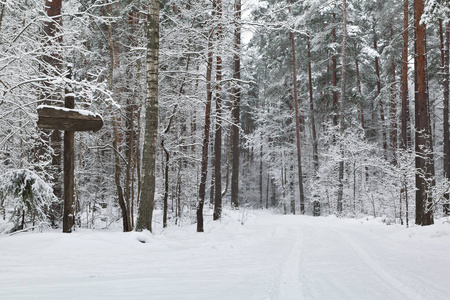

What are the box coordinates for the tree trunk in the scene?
[266,173,270,209]
[107,3,131,232]
[197,2,216,232]
[0,2,5,31]
[337,0,348,215]
[213,0,223,221]
[221,126,232,198]
[374,22,387,155]
[290,159,295,215]
[332,12,339,127]
[125,8,140,230]
[42,0,63,220]
[260,66,267,209]
[230,0,241,209]
[390,24,398,165]
[307,32,318,171]
[63,70,75,233]
[287,0,305,214]
[124,101,135,228]
[441,17,450,214]
[161,105,177,228]
[414,0,434,226]
[209,139,215,205]
[354,40,365,129]
[136,0,160,232]
[162,140,169,229]
[401,0,410,149]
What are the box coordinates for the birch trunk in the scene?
[136,0,160,232]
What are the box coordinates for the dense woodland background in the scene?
[1,0,449,234]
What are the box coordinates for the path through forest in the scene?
[1,211,450,299]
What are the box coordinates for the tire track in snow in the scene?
[275,223,304,300]
[333,228,422,300]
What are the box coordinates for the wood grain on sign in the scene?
[37,106,103,132]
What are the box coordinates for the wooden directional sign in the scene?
[37,102,103,233]
[37,105,103,132]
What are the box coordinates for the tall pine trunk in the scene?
[230,0,241,209]
[332,12,338,127]
[390,24,398,165]
[373,22,387,155]
[401,0,410,149]
[337,0,348,214]
[441,17,450,214]
[354,40,365,129]
[136,0,160,232]
[307,32,318,171]
[107,3,131,232]
[414,0,434,226]
[42,0,63,224]
[213,0,223,221]
[287,0,305,214]
[197,1,216,232]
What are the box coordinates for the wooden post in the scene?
[37,66,103,233]
[63,70,75,233]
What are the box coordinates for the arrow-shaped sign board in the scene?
[37,105,103,132]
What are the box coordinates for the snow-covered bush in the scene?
[0,169,57,233]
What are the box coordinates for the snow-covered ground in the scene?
[1,210,450,300]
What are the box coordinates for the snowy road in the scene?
[1,211,450,299]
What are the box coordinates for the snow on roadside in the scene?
[1,210,450,300]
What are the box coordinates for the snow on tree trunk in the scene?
[401,0,410,150]
[197,1,216,232]
[231,0,241,209]
[440,16,450,214]
[414,0,434,226]
[287,0,305,215]
[213,0,223,221]
[136,0,160,232]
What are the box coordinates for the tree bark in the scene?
[230,0,241,209]
[332,12,339,127]
[441,17,450,214]
[63,69,75,233]
[161,105,177,228]
[107,3,131,232]
[197,1,216,232]
[136,0,160,232]
[337,0,348,215]
[401,0,410,149]
[0,2,5,32]
[287,0,305,214]
[373,22,387,155]
[209,139,215,205]
[354,40,365,129]
[42,0,63,218]
[390,24,398,165]
[213,0,223,221]
[307,32,318,171]
[414,0,434,226]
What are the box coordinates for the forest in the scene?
[1,0,450,235]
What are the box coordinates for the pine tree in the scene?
[414,0,434,226]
